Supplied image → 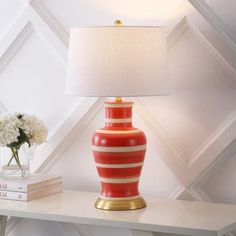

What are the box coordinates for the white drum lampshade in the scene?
[65,23,170,211]
[65,26,169,96]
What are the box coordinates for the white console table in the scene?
[0,190,236,236]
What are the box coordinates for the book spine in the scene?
[0,182,27,192]
[0,177,62,192]
[0,183,63,201]
[0,191,27,201]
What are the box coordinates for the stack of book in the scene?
[0,174,63,201]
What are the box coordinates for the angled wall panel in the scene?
[0,0,27,36]
[0,31,79,134]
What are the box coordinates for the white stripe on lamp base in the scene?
[96,129,141,134]
[104,103,132,108]
[100,177,139,183]
[96,162,143,168]
[92,145,146,153]
[105,118,132,123]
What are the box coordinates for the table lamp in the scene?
[65,20,169,211]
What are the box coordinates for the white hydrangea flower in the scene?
[20,114,48,145]
[0,113,20,146]
[0,112,48,147]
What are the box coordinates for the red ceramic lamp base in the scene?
[92,99,147,210]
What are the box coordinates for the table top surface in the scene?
[0,190,236,236]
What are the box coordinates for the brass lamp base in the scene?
[95,197,146,211]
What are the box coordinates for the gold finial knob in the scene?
[114,20,122,27]
[115,96,123,103]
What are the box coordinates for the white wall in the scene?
[0,0,236,235]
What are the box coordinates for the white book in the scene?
[0,174,62,192]
[0,182,63,201]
